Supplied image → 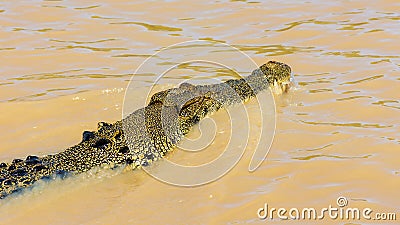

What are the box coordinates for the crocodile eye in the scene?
[179,82,195,90]
[149,90,169,105]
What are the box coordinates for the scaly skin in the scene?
[0,61,291,199]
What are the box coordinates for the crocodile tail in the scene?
[0,155,66,199]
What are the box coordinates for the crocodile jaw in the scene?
[271,75,295,94]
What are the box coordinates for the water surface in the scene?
[0,0,399,224]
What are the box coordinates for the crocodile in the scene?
[0,61,292,199]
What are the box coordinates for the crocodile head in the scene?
[260,61,293,93]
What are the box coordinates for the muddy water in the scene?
[0,0,399,224]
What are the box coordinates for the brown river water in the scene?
[0,1,399,224]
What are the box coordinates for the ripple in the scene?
[324,51,399,59]
[73,73,133,79]
[370,59,390,64]
[9,93,46,102]
[47,87,75,92]
[299,120,392,129]
[309,88,333,93]
[35,28,60,32]
[365,29,384,33]
[11,69,84,81]
[275,19,339,32]
[293,154,372,161]
[59,45,128,52]
[342,90,360,94]
[369,15,400,21]
[176,63,233,74]
[6,89,87,102]
[91,15,120,20]
[298,80,332,86]
[178,17,195,21]
[110,21,182,32]
[74,5,101,10]
[11,27,65,33]
[50,38,118,44]
[296,72,330,77]
[336,96,372,101]
[297,143,333,152]
[111,54,152,58]
[153,63,237,81]
[12,27,25,31]
[337,22,369,31]
[341,9,365,15]
[0,82,13,86]
[340,75,384,85]
[161,42,217,51]
[11,70,133,81]
[42,5,66,9]
[233,44,318,56]
[198,37,226,43]
[372,100,400,110]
